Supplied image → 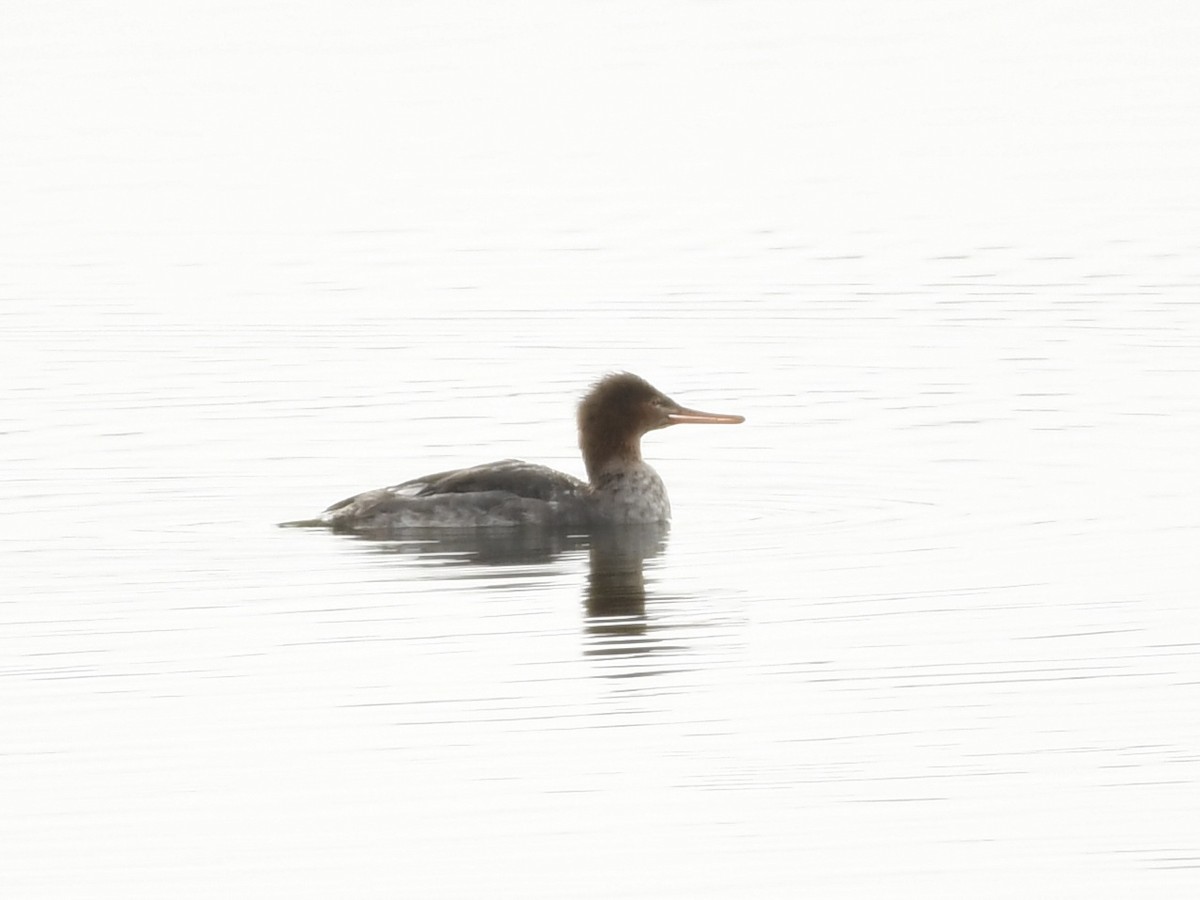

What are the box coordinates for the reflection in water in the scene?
[351,526,591,566]
[341,522,672,659]
[584,523,667,618]
[581,525,672,666]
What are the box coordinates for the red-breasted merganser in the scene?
[304,373,744,531]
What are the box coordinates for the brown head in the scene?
[576,373,745,482]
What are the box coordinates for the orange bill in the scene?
[666,405,745,425]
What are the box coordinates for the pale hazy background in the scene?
[3,2,1199,898]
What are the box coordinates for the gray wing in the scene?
[325,460,586,512]
[402,459,588,502]
[320,460,590,529]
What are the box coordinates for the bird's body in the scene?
[295,373,743,532]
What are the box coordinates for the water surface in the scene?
[3,2,1200,897]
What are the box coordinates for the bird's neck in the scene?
[581,431,644,485]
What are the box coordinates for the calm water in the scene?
[4,3,1200,897]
